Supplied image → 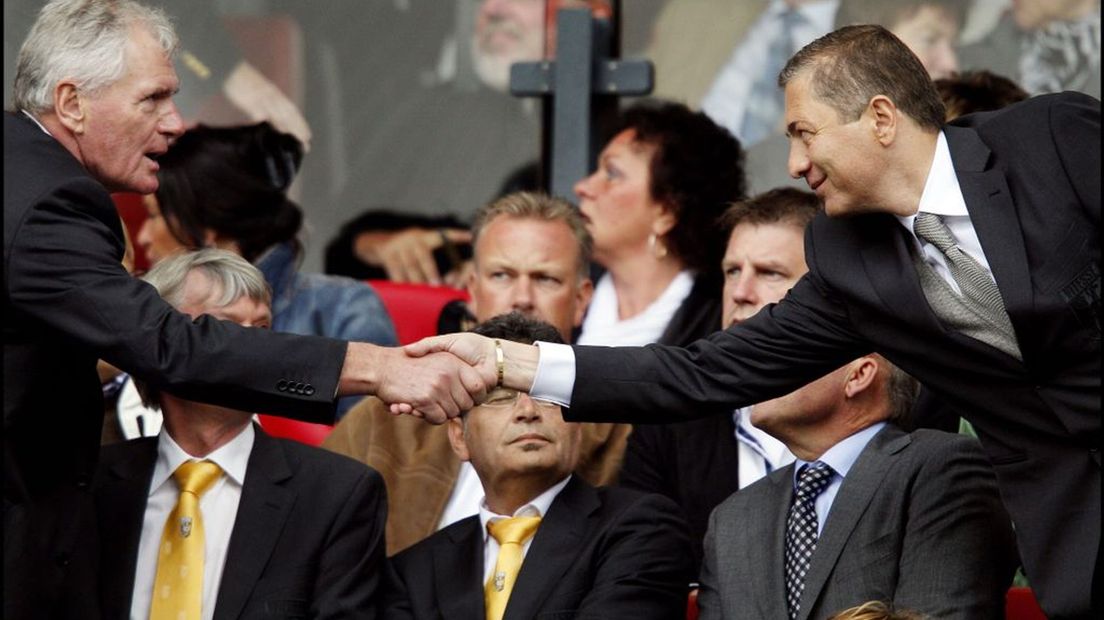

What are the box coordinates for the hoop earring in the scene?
[648,233,668,260]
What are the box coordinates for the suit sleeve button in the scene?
[304,385,315,396]
[277,380,288,392]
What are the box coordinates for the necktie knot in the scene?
[488,516,542,547]
[174,460,222,498]
[795,461,833,500]
[912,212,956,253]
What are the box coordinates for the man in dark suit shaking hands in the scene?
[406,24,1101,619]
[5,2,480,617]
[95,249,386,619]
[382,312,692,620]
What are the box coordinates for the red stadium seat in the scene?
[257,281,467,445]
[1005,587,1046,620]
[256,415,333,447]
[365,279,470,345]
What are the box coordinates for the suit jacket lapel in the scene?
[858,216,946,334]
[944,125,1032,324]
[798,427,909,620]
[504,477,593,620]
[436,518,485,619]
[752,467,798,620]
[98,439,158,620]
[213,428,295,620]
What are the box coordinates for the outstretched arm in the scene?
[338,342,489,423]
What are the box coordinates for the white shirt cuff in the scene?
[530,341,575,407]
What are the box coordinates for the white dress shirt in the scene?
[793,422,885,536]
[531,132,998,406]
[437,460,485,530]
[700,0,838,142]
[130,424,254,620]
[577,270,695,346]
[478,475,571,584]
[895,131,996,295]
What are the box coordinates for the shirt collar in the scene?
[150,423,255,496]
[794,421,886,488]
[479,474,571,543]
[895,131,968,231]
[21,110,52,136]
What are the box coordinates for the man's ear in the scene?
[843,356,879,399]
[868,95,898,146]
[54,81,86,135]
[446,417,471,461]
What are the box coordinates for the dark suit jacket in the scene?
[381,476,693,619]
[698,426,1017,620]
[94,426,386,619]
[619,413,739,581]
[566,92,1101,617]
[3,111,347,619]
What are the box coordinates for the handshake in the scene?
[340,333,544,424]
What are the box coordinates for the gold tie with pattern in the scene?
[484,516,542,620]
[149,460,223,620]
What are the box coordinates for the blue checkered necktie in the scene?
[740,8,801,146]
[784,461,833,619]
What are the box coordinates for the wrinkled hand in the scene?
[374,348,489,424]
[354,228,472,285]
[223,61,313,152]
[389,333,498,416]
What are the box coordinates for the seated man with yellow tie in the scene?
[94,249,387,620]
[380,312,692,620]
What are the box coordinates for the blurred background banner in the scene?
[5,0,1098,272]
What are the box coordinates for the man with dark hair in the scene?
[381,312,691,619]
[698,354,1016,619]
[324,192,631,556]
[934,69,1029,121]
[409,24,1101,618]
[619,187,818,576]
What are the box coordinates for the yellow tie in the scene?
[149,460,223,620]
[484,516,542,620]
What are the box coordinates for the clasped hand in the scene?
[377,333,500,424]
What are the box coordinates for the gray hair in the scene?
[136,249,270,407]
[13,0,177,114]
[881,358,920,427]
[142,248,271,310]
[471,191,593,283]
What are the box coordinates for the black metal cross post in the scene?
[510,4,653,202]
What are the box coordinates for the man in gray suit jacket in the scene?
[698,353,1017,620]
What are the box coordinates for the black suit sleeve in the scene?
[567,271,870,424]
[312,468,388,619]
[574,493,694,618]
[378,558,417,620]
[7,176,345,422]
[618,426,675,498]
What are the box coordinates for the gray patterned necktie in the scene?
[785,461,833,620]
[912,212,1011,327]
